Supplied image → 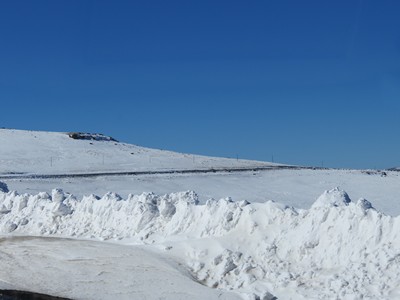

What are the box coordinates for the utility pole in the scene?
[272,154,274,163]
[50,157,53,167]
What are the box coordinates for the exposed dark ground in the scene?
[0,290,70,300]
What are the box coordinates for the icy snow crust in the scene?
[1,188,400,299]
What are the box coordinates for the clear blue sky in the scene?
[1,0,399,169]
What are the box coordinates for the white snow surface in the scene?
[1,129,400,299]
[5,168,399,215]
[0,129,278,174]
[1,188,400,299]
[0,236,240,300]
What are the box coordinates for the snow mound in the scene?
[311,187,351,208]
[0,188,399,299]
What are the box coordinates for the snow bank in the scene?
[1,188,400,299]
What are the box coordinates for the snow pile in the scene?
[1,188,400,299]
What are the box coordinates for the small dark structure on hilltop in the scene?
[67,132,118,142]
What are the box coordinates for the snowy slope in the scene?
[0,129,279,175]
[0,236,240,300]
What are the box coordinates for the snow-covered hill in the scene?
[0,129,279,175]
[388,167,400,171]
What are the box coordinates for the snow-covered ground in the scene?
[1,129,400,299]
[1,188,400,299]
[0,129,279,175]
[0,236,239,300]
[4,168,399,215]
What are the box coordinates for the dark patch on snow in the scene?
[387,167,400,172]
[0,290,71,300]
[67,132,118,142]
[362,170,388,177]
[0,181,8,193]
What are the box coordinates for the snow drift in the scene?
[1,188,400,299]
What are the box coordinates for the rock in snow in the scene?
[0,181,8,193]
[0,188,399,299]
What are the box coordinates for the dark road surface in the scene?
[0,165,312,180]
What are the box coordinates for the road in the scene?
[0,165,310,180]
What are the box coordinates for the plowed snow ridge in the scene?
[1,188,399,299]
